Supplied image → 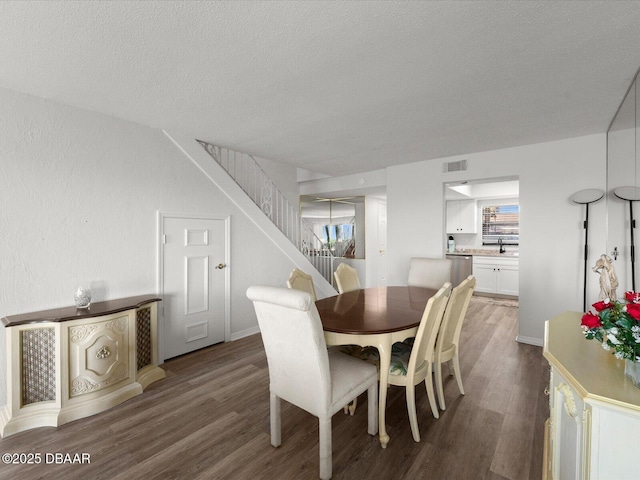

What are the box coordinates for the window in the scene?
[322,224,355,256]
[482,204,519,245]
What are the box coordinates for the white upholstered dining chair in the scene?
[407,257,452,290]
[346,283,451,442]
[246,285,378,480]
[434,275,475,410]
[286,267,317,301]
[334,263,361,293]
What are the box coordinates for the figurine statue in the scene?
[593,254,618,300]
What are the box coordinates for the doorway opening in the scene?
[443,176,520,299]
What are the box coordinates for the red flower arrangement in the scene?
[581,291,640,361]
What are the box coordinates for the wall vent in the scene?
[443,159,467,173]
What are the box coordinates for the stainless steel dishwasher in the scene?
[446,254,473,287]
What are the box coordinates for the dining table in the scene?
[316,285,437,448]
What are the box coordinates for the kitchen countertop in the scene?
[446,249,519,258]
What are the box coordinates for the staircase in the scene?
[196,140,336,285]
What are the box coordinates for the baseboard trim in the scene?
[516,335,543,347]
[230,326,260,342]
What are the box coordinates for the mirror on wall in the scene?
[607,70,640,291]
[300,196,365,259]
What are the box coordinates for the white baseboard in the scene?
[230,326,260,342]
[516,335,543,347]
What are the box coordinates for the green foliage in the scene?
[582,298,640,362]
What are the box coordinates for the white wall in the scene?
[387,134,607,344]
[0,88,302,407]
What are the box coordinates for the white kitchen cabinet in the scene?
[446,200,477,233]
[544,312,640,480]
[472,256,518,296]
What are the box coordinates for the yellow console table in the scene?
[0,295,165,438]
[543,311,640,480]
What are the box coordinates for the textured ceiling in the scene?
[1,1,640,176]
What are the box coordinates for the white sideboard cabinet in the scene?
[543,312,640,480]
[0,295,165,438]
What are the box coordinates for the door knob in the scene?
[215,263,227,269]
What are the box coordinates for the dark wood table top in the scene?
[316,286,436,335]
[2,294,161,327]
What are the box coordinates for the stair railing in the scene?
[197,140,335,284]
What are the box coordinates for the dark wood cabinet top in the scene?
[2,295,161,327]
[316,286,436,335]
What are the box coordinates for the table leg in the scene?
[376,339,391,448]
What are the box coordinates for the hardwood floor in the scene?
[0,296,548,480]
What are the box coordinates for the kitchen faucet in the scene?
[498,237,505,254]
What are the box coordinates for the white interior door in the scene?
[162,215,228,359]
[378,201,387,287]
